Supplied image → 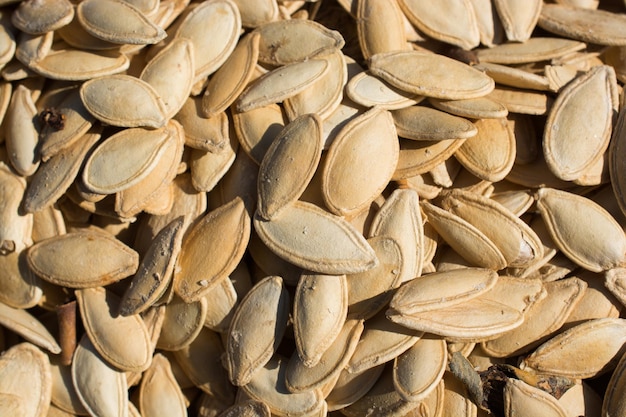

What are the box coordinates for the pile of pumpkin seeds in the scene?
[2,0,626,416]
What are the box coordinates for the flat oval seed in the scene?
[0,300,60,353]
[29,45,130,81]
[394,137,467,179]
[357,0,408,60]
[174,0,241,81]
[286,319,364,393]
[474,62,551,91]
[536,188,626,272]
[0,343,51,417]
[0,250,41,309]
[454,119,516,182]
[233,103,285,165]
[82,125,171,194]
[254,19,345,65]
[393,336,447,402]
[72,336,128,417]
[429,97,509,119]
[156,295,207,351]
[27,230,139,288]
[397,0,480,49]
[604,350,626,417]
[521,318,626,379]
[6,84,40,176]
[236,59,329,113]
[232,0,278,27]
[257,114,323,220]
[389,268,498,315]
[347,236,403,320]
[476,37,586,64]
[138,354,187,417]
[369,51,494,100]
[174,197,250,302]
[544,65,618,181]
[12,0,73,34]
[392,105,477,141]
[189,134,238,192]
[140,37,194,119]
[322,107,398,217]
[0,164,32,254]
[219,400,271,417]
[174,97,229,152]
[346,71,423,110]
[119,217,185,316]
[226,276,289,386]
[76,287,152,372]
[347,312,423,374]
[253,200,378,275]
[201,32,260,118]
[77,0,166,45]
[493,0,542,42]
[49,359,88,415]
[242,355,325,417]
[80,74,167,128]
[202,276,237,332]
[539,4,626,46]
[504,378,568,417]
[293,273,348,368]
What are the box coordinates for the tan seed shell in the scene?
[539,4,626,46]
[544,65,618,181]
[12,0,73,34]
[394,137,467,179]
[218,400,271,417]
[389,268,498,315]
[24,130,101,214]
[603,350,626,417]
[82,126,172,194]
[347,236,403,320]
[72,335,128,417]
[284,49,347,121]
[397,0,479,49]
[294,272,348,368]
[27,230,139,288]
[257,113,323,220]
[49,360,88,415]
[325,365,385,411]
[55,16,120,50]
[493,0,541,42]
[77,0,166,45]
[29,44,130,81]
[0,164,32,254]
[189,134,238,193]
[242,355,324,417]
[0,249,42,309]
[387,296,524,341]
[482,277,587,358]
[474,61,551,91]
[172,327,235,403]
[0,300,60,354]
[138,354,187,417]
[421,201,507,270]
[254,19,345,65]
[440,189,543,267]
[39,88,95,162]
[254,200,378,274]
[429,97,509,119]
[322,107,398,217]
[369,51,494,100]
[226,276,289,386]
[393,105,477,141]
[119,217,184,316]
[174,0,241,81]
[393,336,447,403]
[202,276,237,332]
[347,311,423,374]
[233,103,285,165]
[346,71,423,110]
[486,86,551,115]
[174,197,250,302]
[6,84,40,176]
[201,32,260,118]
[156,294,207,351]
[140,37,194,119]
[357,0,408,60]
[80,74,167,128]
[286,319,363,393]
[236,59,329,113]
[76,287,152,372]
[521,318,626,379]
[232,0,278,27]
[15,31,54,65]
[476,37,586,64]
[536,188,626,272]
[0,343,51,417]
[174,97,229,152]
[504,378,568,417]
